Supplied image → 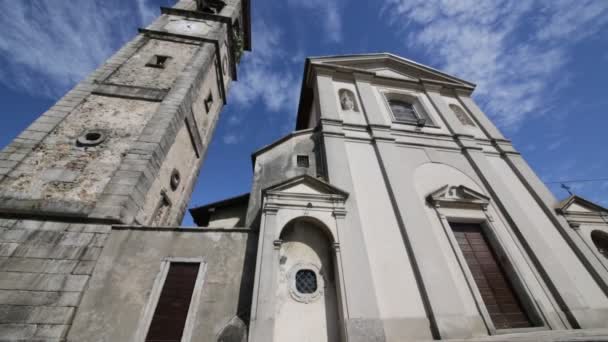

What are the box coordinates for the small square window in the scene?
[204,92,214,113]
[146,55,171,69]
[297,155,309,168]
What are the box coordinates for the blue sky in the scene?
[0,0,607,225]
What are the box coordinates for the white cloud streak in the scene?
[382,0,608,130]
[0,0,159,98]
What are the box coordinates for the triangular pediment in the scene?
[311,53,475,88]
[264,175,349,198]
[427,185,490,209]
[558,195,608,215]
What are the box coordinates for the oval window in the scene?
[295,269,317,294]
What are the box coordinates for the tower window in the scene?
[146,55,171,69]
[295,269,317,294]
[204,92,214,113]
[297,155,309,168]
[591,230,608,259]
[145,262,200,342]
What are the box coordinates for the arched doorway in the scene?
[274,217,340,342]
[591,230,608,259]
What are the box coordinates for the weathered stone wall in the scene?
[68,226,257,342]
[106,39,200,90]
[0,218,110,341]
[0,96,158,208]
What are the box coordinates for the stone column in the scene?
[248,206,280,342]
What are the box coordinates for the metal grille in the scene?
[295,269,317,294]
[451,223,533,329]
[297,155,309,168]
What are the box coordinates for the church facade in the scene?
[1,1,608,341]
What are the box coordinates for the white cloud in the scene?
[230,20,301,114]
[382,0,608,130]
[0,1,159,98]
[287,0,343,43]
[223,133,241,145]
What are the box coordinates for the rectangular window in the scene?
[450,223,533,329]
[204,92,214,113]
[297,155,309,168]
[146,55,171,69]
[145,263,200,342]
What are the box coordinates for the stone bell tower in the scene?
[0,0,250,340]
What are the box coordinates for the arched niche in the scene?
[338,88,359,112]
[591,230,608,259]
[274,217,340,342]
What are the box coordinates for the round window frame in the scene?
[170,169,181,191]
[76,129,107,147]
[288,263,324,303]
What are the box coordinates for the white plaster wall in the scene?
[578,224,608,271]
[487,156,608,310]
[413,163,487,318]
[344,141,427,320]
[274,220,340,342]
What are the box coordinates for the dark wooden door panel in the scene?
[146,263,200,342]
[450,223,533,329]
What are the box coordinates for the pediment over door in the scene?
[264,175,349,200]
[427,185,490,209]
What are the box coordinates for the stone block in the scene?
[0,229,30,243]
[89,233,107,248]
[72,261,96,275]
[0,272,88,292]
[0,323,36,340]
[40,168,78,183]
[80,247,102,261]
[14,220,43,230]
[0,243,18,257]
[39,221,69,232]
[27,122,56,133]
[23,230,62,244]
[58,232,94,247]
[0,257,47,273]
[12,244,84,260]
[82,224,111,234]
[0,290,80,307]
[0,305,74,324]
[18,130,47,141]
[35,324,70,339]
[44,260,78,274]
[0,219,16,228]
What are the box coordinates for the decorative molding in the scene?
[287,263,325,304]
[427,184,490,210]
